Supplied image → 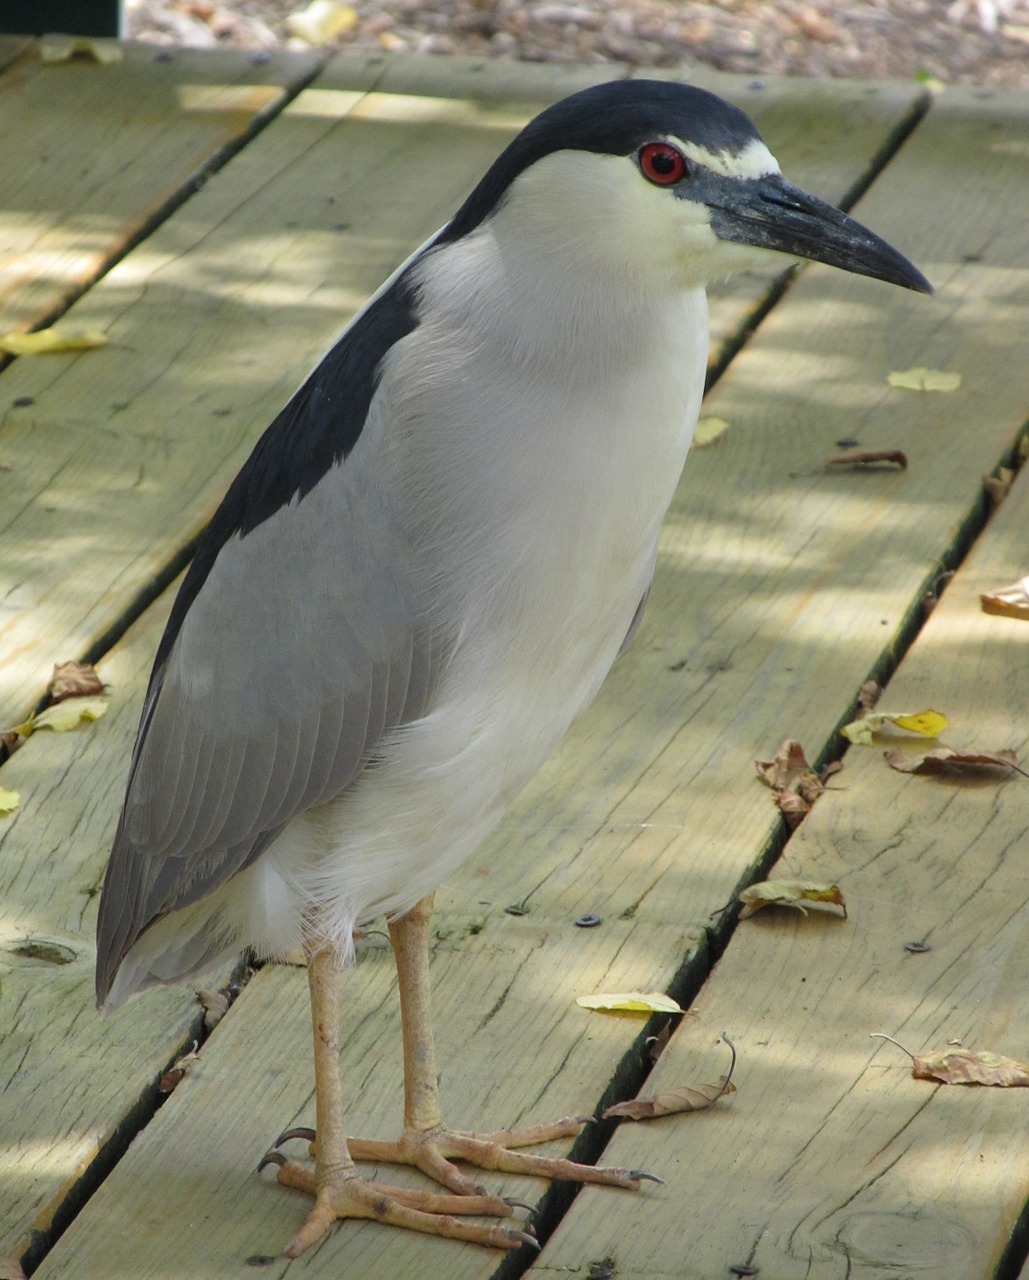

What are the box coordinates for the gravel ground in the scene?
[126,0,1029,90]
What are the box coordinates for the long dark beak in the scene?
[704,172,933,294]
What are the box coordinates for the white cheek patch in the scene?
[671,134,780,180]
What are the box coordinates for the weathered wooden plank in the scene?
[0,40,323,337]
[531,444,1029,1280]
[0,57,920,728]
[0,583,229,1260]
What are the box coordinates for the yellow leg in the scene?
[262,899,659,1255]
[261,940,534,1255]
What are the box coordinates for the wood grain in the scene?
[0,41,322,336]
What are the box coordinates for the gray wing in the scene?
[95,265,439,1003]
[96,454,439,1002]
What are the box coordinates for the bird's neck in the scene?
[414,223,698,383]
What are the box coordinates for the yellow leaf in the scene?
[891,710,948,737]
[693,417,730,447]
[286,0,359,44]
[887,367,962,393]
[0,787,19,815]
[739,879,847,919]
[841,717,876,746]
[39,35,123,64]
[0,327,108,356]
[31,697,109,734]
[576,991,682,1014]
[842,709,948,744]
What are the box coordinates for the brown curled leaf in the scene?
[980,574,1029,621]
[776,789,811,830]
[605,1033,737,1120]
[604,1078,736,1121]
[983,466,1014,508]
[158,1045,200,1094]
[823,448,908,470]
[755,738,810,791]
[756,739,837,829]
[46,660,105,704]
[884,746,1027,779]
[872,1034,1029,1086]
[857,680,882,713]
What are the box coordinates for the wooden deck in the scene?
[1,36,1026,1280]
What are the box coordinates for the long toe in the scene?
[349,1120,657,1193]
[280,1175,537,1256]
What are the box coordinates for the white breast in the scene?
[250,196,710,958]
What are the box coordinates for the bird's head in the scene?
[441,79,932,297]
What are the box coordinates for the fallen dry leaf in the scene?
[0,1255,28,1280]
[0,787,19,816]
[693,416,730,447]
[739,879,847,920]
[755,738,810,792]
[24,696,109,735]
[857,680,882,713]
[604,1077,736,1120]
[842,708,948,746]
[576,991,682,1014]
[885,746,1027,779]
[605,1032,737,1120]
[755,738,838,829]
[983,466,1014,508]
[0,327,108,356]
[197,987,231,1032]
[158,1044,201,1094]
[286,0,358,43]
[823,448,908,469]
[981,574,1029,621]
[887,367,962,392]
[872,1034,1029,1086]
[775,789,812,828]
[39,34,123,63]
[46,660,106,703]
[645,1021,672,1063]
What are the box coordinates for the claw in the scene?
[510,1230,541,1250]
[257,1150,287,1174]
[275,1126,316,1148]
[503,1198,537,1214]
[628,1169,665,1185]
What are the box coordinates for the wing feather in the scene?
[95,269,444,1004]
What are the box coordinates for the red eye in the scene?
[638,142,688,186]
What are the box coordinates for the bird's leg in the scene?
[343,893,657,1195]
[260,940,535,1255]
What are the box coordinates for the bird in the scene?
[95,77,931,1256]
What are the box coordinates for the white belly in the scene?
[256,284,709,955]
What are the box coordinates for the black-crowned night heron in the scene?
[95,79,930,1255]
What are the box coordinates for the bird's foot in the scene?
[258,1151,537,1255]
[275,1116,661,1195]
